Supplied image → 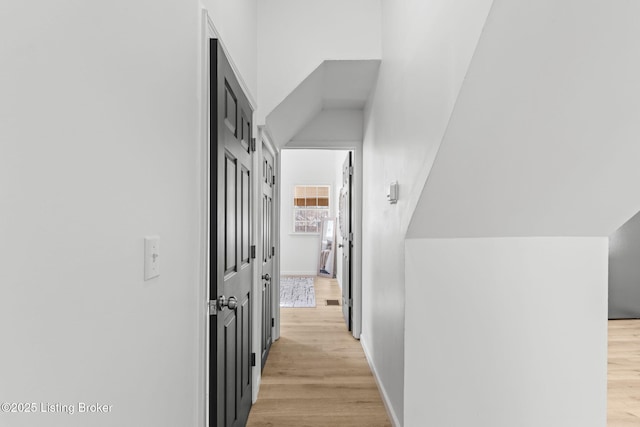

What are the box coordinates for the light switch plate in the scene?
[387,181,399,204]
[144,236,160,280]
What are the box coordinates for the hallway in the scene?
[247,277,391,427]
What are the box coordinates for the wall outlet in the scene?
[144,236,160,280]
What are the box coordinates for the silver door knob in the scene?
[338,244,344,248]
[218,295,238,310]
[262,273,271,281]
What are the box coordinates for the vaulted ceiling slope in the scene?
[265,60,380,148]
[408,0,640,238]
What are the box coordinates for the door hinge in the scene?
[349,232,354,242]
[271,246,275,256]
[271,318,275,327]
[349,166,354,175]
[251,353,256,367]
[250,137,256,152]
[250,245,256,259]
[271,175,275,185]
[349,299,353,307]
[208,300,217,315]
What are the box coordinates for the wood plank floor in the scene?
[246,276,392,427]
[609,319,640,426]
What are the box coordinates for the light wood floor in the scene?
[246,276,392,427]
[609,319,640,426]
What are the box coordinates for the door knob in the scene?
[338,244,344,248]
[218,295,238,310]
[262,273,271,281]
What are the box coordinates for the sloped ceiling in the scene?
[265,60,380,148]
[408,0,640,238]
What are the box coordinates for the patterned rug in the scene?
[280,276,316,308]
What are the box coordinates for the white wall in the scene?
[0,1,200,426]
[280,150,347,275]
[292,109,364,144]
[257,0,382,123]
[408,0,640,239]
[405,237,607,427]
[361,1,494,423]
[201,0,258,101]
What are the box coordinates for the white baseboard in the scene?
[281,270,316,276]
[360,335,402,427]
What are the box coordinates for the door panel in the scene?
[261,143,275,368]
[241,168,250,265]
[340,152,353,331]
[210,39,253,427]
[225,155,237,274]
[224,83,237,134]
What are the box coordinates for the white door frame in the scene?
[275,143,363,339]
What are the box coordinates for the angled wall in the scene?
[257,0,382,123]
[408,0,640,238]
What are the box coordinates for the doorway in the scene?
[208,38,254,427]
[608,209,640,425]
[277,148,360,336]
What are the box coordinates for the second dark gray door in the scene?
[261,142,275,368]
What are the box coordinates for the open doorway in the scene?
[608,209,640,425]
[278,148,357,335]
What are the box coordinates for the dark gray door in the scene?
[210,39,253,427]
[261,142,275,368]
[340,152,353,331]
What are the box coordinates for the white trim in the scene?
[204,11,257,112]
[251,119,261,403]
[197,9,213,427]
[352,147,363,339]
[360,335,402,427]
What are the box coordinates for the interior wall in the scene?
[609,210,640,319]
[280,149,347,276]
[200,0,258,100]
[0,2,201,426]
[256,0,382,123]
[405,237,607,427]
[407,0,640,239]
[360,0,494,424]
